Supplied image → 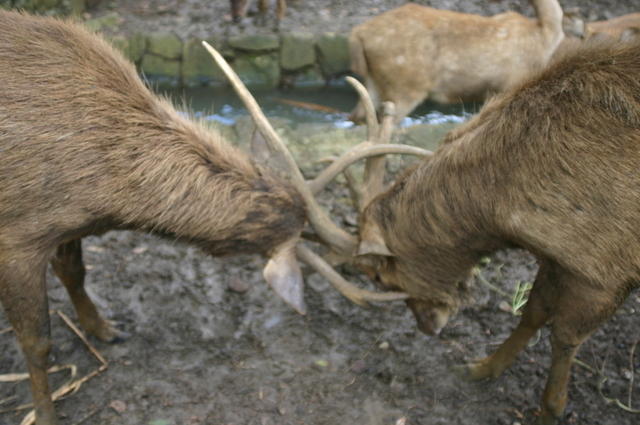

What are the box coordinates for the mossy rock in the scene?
[147,32,183,60]
[233,53,280,88]
[84,12,122,32]
[125,32,147,64]
[280,32,315,71]
[228,34,279,51]
[182,38,227,87]
[140,54,181,85]
[287,66,324,88]
[316,32,350,77]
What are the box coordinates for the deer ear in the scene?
[357,220,394,257]
[263,239,306,315]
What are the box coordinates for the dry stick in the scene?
[19,311,109,425]
[628,340,638,409]
[573,344,640,414]
[0,327,12,336]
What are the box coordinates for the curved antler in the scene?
[202,41,420,306]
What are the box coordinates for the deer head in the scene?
[202,41,435,319]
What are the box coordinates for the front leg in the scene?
[536,275,623,425]
[51,239,128,343]
[457,261,556,381]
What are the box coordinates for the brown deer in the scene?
[348,0,565,123]
[347,38,640,424]
[0,10,424,425]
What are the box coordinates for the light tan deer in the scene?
[349,0,565,123]
[585,12,640,41]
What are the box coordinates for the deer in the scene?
[229,0,287,23]
[205,33,640,423]
[344,37,640,424]
[348,0,565,123]
[584,13,640,41]
[0,10,429,425]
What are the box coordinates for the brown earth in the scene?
[2,1,640,425]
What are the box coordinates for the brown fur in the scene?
[349,0,565,122]
[0,11,304,425]
[360,38,640,424]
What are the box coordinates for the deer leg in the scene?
[536,274,623,425]
[276,0,286,20]
[51,239,127,343]
[0,260,58,425]
[459,261,557,380]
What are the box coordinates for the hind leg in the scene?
[0,259,58,425]
[51,239,126,342]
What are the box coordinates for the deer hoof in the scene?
[92,320,130,344]
[451,361,494,381]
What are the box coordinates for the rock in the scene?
[140,54,181,85]
[280,32,315,71]
[84,12,123,33]
[233,53,280,88]
[182,38,227,87]
[316,32,350,77]
[228,34,279,51]
[124,32,147,64]
[286,66,325,87]
[147,32,182,60]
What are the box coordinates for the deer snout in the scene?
[406,299,451,336]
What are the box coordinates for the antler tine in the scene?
[202,41,357,257]
[308,142,433,195]
[361,101,396,210]
[296,244,409,306]
[345,76,378,140]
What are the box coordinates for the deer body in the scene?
[359,39,640,424]
[349,0,564,122]
[586,12,640,41]
[0,11,305,425]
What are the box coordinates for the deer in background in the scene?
[0,10,425,425]
[584,12,640,41]
[230,0,287,23]
[349,0,565,123]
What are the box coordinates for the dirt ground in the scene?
[2,1,640,425]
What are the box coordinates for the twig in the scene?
[0,327,12,336]
[0,395,16,406]
[71,406,102,425]
[473,267,508,297]
[574,342,640,414]
[628,340,638,409]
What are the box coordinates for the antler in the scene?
[202,41,430,306]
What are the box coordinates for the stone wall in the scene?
[0,2,351,89]
[108,27,350,89]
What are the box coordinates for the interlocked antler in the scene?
[202,41,432,306]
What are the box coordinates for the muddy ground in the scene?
[3,1,640,425]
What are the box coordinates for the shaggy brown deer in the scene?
[349,38,640,424]
[349,0,565,123]
[0,10,424,425]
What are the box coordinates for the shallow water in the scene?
[162,84,479,129]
